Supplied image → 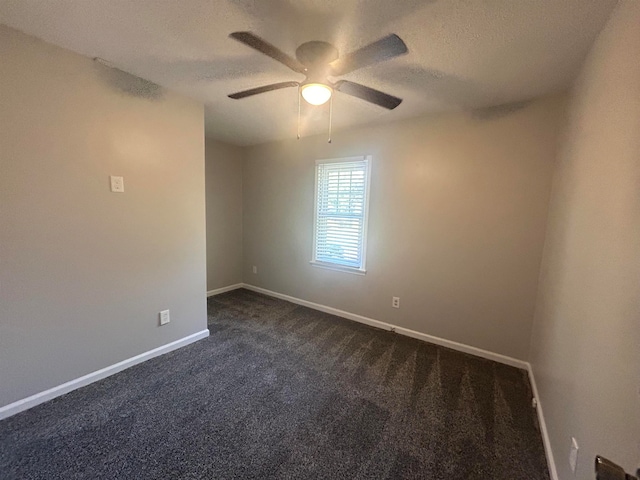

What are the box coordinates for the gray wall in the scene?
[205,139,243,291]
[529,1,640,477]
[0,26,207,408]
[242,96,566,360]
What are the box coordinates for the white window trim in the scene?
[310,155,372,275]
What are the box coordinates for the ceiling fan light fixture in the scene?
[301,83,332,105]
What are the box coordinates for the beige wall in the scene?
[242,96,565,360]
[0,26,207,408]
[205,139,243,291]
[530,1,640,477]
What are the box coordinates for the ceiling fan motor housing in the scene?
[295,41,339,70]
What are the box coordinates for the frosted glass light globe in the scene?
[301,83,332,105]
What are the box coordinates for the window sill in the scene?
[309,261,366,276]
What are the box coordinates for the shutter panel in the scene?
[314,158,370,270]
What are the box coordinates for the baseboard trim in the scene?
[241,283,528,370]
[0,329,210,421]
[207,283,244,297]
[527,364,559,480]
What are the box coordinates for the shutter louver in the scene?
[313,158,370,271]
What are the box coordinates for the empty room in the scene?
[1,1,638,479]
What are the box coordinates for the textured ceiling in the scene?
[0,0,617,146]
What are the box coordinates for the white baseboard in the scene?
[241,283,528,370]
[0,329,210,421]
[527,364,559,480]
[207,283,243,297]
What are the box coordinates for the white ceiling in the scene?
[0,0,617,146]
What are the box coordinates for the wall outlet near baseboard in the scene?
[392,297,400,308]
[159,310,170,326]
[252,266,257,274]
[569,437,579,474]
[110,175,124,192]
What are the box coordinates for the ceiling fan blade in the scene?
[330,34,408,76]
[229,32,307,74]
[334,80,402,110]
[228,81,299,99]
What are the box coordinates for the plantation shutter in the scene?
[313,157,371,271]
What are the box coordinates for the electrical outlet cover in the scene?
[160,310,170,325]
[110,176,124,193]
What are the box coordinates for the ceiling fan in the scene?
[227,32,408,110]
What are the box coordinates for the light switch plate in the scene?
[159,310,170,325]
[110,176,124,193]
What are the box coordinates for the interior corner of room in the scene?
[1,1,639,479]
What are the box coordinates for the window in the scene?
[311,156,371,274]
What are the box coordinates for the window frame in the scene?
[310,155,372,275]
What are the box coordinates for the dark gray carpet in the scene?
[0,288,549,479]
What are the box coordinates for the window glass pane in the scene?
[314,158,370,271]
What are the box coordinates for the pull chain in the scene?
[328,95,333,144]
[297,86,301,140]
